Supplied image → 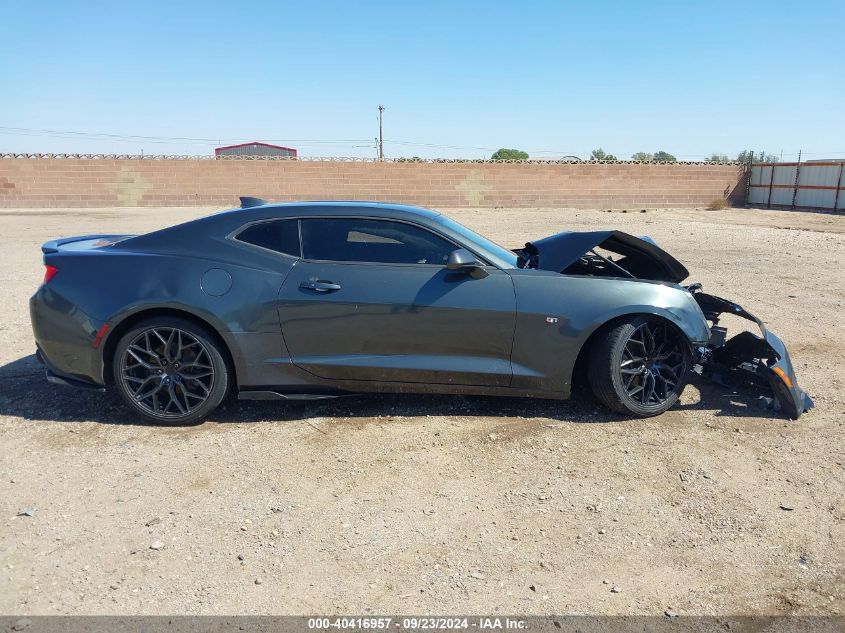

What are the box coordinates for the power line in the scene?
[0,130,216,146]
[1,125,842,158]
[0,126,371,145]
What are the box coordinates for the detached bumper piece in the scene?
[691,290,813,419]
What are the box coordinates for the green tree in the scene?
[631,152,654,162]
[737,149,779,163]
[590,148,618,161]
[652,150,677,162]
[491,148,529,160]
[706,153,730,162]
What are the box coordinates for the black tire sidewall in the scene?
[112,317,228,425]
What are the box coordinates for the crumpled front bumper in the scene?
[692,290,813,419]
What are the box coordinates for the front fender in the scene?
[578,301,710,348]
[508,271,709,392]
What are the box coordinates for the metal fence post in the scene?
[834,161,844,212]
[791,150,802,209]
[766,161,775,208]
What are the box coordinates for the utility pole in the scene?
[377,104,385,161]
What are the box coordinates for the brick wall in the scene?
[0,158,747,209]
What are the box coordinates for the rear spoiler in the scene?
[40,235,130,254]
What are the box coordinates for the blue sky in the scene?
[1,1,843,160]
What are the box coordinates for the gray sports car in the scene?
[30,199,812,425]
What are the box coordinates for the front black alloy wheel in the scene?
[113,317,229,425]
[588,316,691,417]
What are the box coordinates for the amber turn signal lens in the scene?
[772,366,793,389]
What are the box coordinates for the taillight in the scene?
[44,264,58,285]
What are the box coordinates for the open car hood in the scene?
[523,230,690,283]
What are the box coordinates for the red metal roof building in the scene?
[214,142,297,158]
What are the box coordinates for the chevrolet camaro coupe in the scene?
[30,199,812,425]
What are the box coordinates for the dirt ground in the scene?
[0,204,843,616]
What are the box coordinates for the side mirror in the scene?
[446,249,488,278]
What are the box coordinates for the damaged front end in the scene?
[518,229,813,419]
[689,287,813,419]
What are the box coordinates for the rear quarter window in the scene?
[235,220,301,257]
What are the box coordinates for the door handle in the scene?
[300,280,342,293]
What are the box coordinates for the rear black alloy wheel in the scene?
[113,318,228,425]
[588,316,691,417]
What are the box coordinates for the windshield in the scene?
[434,216,520,269]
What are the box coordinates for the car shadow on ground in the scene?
[0,354,781,427]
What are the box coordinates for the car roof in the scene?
[227,200,442,222]
[121,201,445,251]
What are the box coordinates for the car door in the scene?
[277,216,516,386]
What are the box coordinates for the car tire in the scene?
[587,316,691,417]
[112,317,229,425]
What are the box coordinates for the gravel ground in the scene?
[0,205,843,615]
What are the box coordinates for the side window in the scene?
[300,218,456,265]
[235,220,301,257]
